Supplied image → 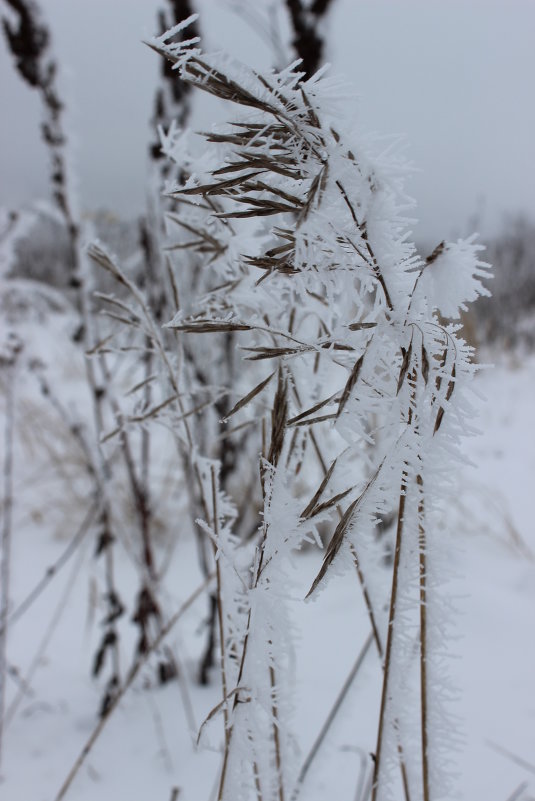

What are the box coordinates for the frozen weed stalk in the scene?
[149,15,491,801]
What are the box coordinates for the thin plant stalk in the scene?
[100,354,156,582]
[0,341,19,769]
[1,0,123,693]
[210,465,229,750]
[1,500,98,634]
[291,630,374,800]
[371,478,407,801]
[88,244,214,554]
[269,660,285,801]
[53,574,213,801]
[417,473,430,801]
[5,523,89,727]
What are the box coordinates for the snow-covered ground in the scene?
[1,308,534,800]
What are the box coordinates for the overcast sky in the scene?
[1,0,534,242]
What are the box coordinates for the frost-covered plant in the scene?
[1,0,185,713]
[151,14,494,801]
[1,0,127,713]
[143,1,263,685]
[150,16,491,801]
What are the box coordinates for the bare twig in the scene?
[291,630,374,800]
[210,466,230,751]
[505,782,529,801]
[0,500,98,635]
[2,0,125,704]
[0,336,21,768]
[5,522,89,728]
[486,740,535,776]
[53,574,213,801]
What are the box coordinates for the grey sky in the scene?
[1,0,534,242]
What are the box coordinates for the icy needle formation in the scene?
[150,16,491,801]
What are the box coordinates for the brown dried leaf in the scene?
[433,362,456,434]
[305,499,359,599]
[196,687,247,746]
[306,460,384,598]
[300,86,321,128]
[224,371,275,420]
[169,320,252,334]
[240,180,304,207]
[434,345,448,394]
[299,167,322,222]
[287,391,339,426]
[303,486,354,521]
[243,345,311,361]
[347,321,377,331]
[301,459,338,519]
[267,367,288,467]
[425,241,445,266]
[216,206,293,220]
[421,344,430,384]
[289,413,337,428]
[266,241,295,258]
[173,170,262,197]
[337,352,365,419]
[396,341,413,395]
